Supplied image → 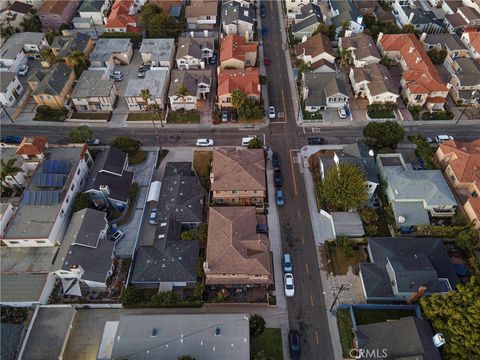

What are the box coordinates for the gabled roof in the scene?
[100,148,127,176]
[340,33,381,60]
[450,57,480,86]
[177,37,214,60]
[439,139,480,183]
[220,34,257,63]
[463,31,480,52]
[30,63,74,97]
[206,206,272,284]
[16,137,47,156]
[168,69,212,98]
[331,0,360,27]
[218,67,260,97]
[38,0,75,16]
[211,147,266,192]
[351,63,398,96]
[78,0,105,12]
[292,3,323,33]
[185,2,218,17]
[222,0,256,26]
[458,5,480,21]
[295,33,332,59]
[7,1,33,14]
[50,32,91,59]
[104,0,139,31]
[303,72,348,106]
[423,33,467,52]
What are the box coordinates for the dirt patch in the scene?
[193,150,213,191]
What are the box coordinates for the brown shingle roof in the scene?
[205,206,272,285]
[294,33,332,59]
[340,33,381,60]
[8,1,33,14]
[38,0,71,15]
[185,2,218,17]
[211,147,266,192]
[439,139,480,183]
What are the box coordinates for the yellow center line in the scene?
[305,263,309,273]
[289,149,298,196]
[310,294,314,306]
[315,331,319,345]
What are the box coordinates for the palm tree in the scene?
[39,48,56,66]
[139,88,162,151]
[139,88,152,111]
[64,50,87,76]
[339,48,352,67]
[1,158,23,188]
[175,84,189,101]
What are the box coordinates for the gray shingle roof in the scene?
[351,63,398,96]
[451,57,480,86]
[222,0,256,26]
[78,0,105,12]
[176,37,214,60]
[168,69,212,98]
[0,323,23,360]
[423,33,467,52]
[303,72,348,107]
[331,0,360,27]
[340,33,381,60]
[30,63,73,97]
[64,208,107,247]
[292,3,323,33]
[71,70,114,98]
[0,72,17,92]
[50,32,91,59]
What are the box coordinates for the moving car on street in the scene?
[196,138,214,147]
[284,273,295,297]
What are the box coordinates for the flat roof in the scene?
[124,68,169,97]
[392,201,430,226]
[90,38,131,61]
[139,38,175,61]
[109,314,250,360]
[0,246,58,273]
[0,274,48,303]
[332,212,365,237]
[71,70,114,98]
[0,32,45,60]
[20,306,76,360]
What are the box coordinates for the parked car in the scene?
[262,27,268,37]
[399,225,416,234]
[260,3,266,17]
[222,112,228,122]
[272,152,281,168]
[138,69,149,78]
[289,330,301,359]
[111,229,125,242]
[139,64,151,72]
[274,169,283,187]
[256,224,268,234]
[284,273,295,297]
[264,56,271,66]
[435,135,454,143]
[149,208,158,225]
[283,253,292,273]
[1,135,23,144]
[338,107,347,119]
[110,71,123,81]
[210,54,217,64]
[241,136,255,147]
[18,64,29,76]
[196,138,214,147]
[86,138,100,145]
[268,106,276,119]
[425,136,433,143]
[307,137,326,145]
[276,190,285,206]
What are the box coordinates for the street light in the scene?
[456,90,479,124]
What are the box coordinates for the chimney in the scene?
[406,286,427,303]
[204,29,208,38]
[210,172,214,183]
[302,35,308,43]
[420,32,427,42]
[433,333,446,348]
[203,261,209,272]
[99,185,110,197]
[244,30,249,43]
[69,265,85,277]
[356,15,363,25]
[377,32,384,46]
[415,56,422,64]
[409,46,415,53]
[191,31,194,38]
[408,11,414,23]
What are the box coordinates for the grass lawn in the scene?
[251,328,283,360]
[127,112,164,121]
[72,111,112,121]
[421,110,453,120]
[367,110,395,119]
[167,111,200,124]
[129,150,147,165]
[193,150,212,191]
[336,309,354,358]
[303,109,323,121]
[326,241,367,276]
[353,308,418,325]
[33,110,67,122]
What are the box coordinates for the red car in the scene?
[264,56,271,66]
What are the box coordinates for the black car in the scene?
[272,152,281,168]
[307,137,326,145]
[289,330,301,359]
[260,3,266,17]
[139,64,151,72]
[256,224,268,234]
[274,169,283,187]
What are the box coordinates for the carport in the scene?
[147,181,161,203]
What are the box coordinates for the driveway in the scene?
[114,150,157,257]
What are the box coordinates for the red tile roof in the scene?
[220,34,257,63]
[464,30,480,52]
[379,33,448,94]
[218,68,260,97]
[16,137,48,156]
[105,0,139,31]
[439,139,480,183]
[465,197,480,221]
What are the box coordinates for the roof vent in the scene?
[215,327,221,336]
[433,333,446,348]
[151,328,158,337]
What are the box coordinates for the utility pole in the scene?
[329,284,345,312]
[0,104,14,124]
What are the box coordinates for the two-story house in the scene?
[77,0,111,25]
[37,0,81,30]
[29,63,76,109]
[0,1,33,30]
[185,1,218,29]
[176,37,214,70]
[443,55,480,105]
[436,139,480,228]
[421,33,470,59]
[339,33,382,68]
[377,33,450,110]
[391,0,445,33]
[461,30,480,59]
[89,38,133,75]
[0,32,48,73]
[329,0,365,38]
[50,32,94,61]
[445,5,480,33]
[285,0,319,19]
[139,38,175,69]
[104,0,140,33]
[168,69,212,111]
[219,34,257,71]
[125,68,170,111]
[0,72,23,107]
[295,33,336,73]
[292,3,324,39]
[71,70,117,112]
[221,0,256,41]
[349,63,399,105]
[210,147,266,209]
[217,67,260,109]
[302,72,349,112]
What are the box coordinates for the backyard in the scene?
[251,328,283,360]
[193,150,212,191]
[326,240,367,276]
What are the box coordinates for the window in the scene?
[71,184,75,191]
[9,96,13,101]
[451,175,456,182]
[151,328,158,337]
[415,94,422,101]
[66,196,70,204]
[37,240,46,244]
[206,15,211,19]
[472,191,478,198]
[60,209,65,218]
[9,241,19,244]
[16,84,21,90]
[77,168,81,175]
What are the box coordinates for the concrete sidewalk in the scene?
[267,167,291,360]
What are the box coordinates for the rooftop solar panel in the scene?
[33,173,66,187]
[42,160,70,174]
[22,190,61,205]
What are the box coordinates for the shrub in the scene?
[181,230,195,241]
[128,182,139,200]
[120,287,142,307]
[110,136,140,156]
[250,314,266,338]
[72,192,92,213]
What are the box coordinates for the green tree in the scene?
[247,137,263,149]
[249,314,266,338]
[45,28,59,44]
[120,287,142,307]
[259,75,267,85]
[231,88,246,108]
[140,3,177,38]
[362,120,405,150]
[69,125,93,143]
[178,356,195,360]
[428,48,448,65]
[312,23,330,36]
[110,136,140,156]
[72,192,92,213]
[0,23,14,39]
[64,50,87,76]
[319,163,368,211]
[20,17,42,32]
[181,230,195,241]
[0,158,22,188]
[39,48,56,65]
[174,84,189,101]
[456,226,480,252]
[420,276,480,360]
[237,98,265,122]
[197,222,208,247]
[338,48,352,67]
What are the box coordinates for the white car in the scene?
[110,71,123,81]
[435,135,454,143]
[268,106,276,119]
[196,138,214,147]
[338,107,347,119]
[18,64,29,76]
[284,273,295,297]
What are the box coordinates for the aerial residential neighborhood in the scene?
[0,0,479,360]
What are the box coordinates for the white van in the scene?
[241,136,255,146]
[435,135,454,143]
